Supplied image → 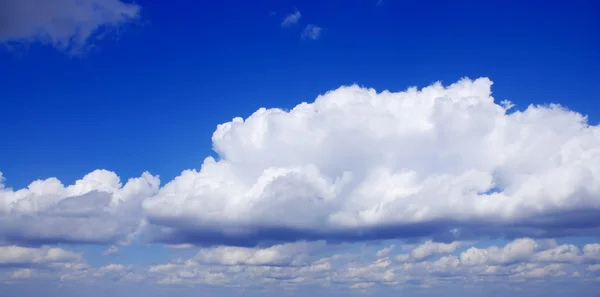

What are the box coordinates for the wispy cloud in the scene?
[281,10,301,27]
[302,24,322,40]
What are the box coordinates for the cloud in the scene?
[0,0,140,52]
[409,240,462,261]
[281,10,301,27]
[0,245,82,266]
[102,245,120,256]
[193,241,325,267]
[9,268,32,279]
[3,238,599,294]
[0,170,159,246]
[302,24,322,40]
[0,245,89,282]
[2,78,600,248]
[93,264,129,277]
[142,77,600,246]
[141,238,600,292]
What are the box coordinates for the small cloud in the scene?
[10,268,33,279]
[103,245,120,256]
[166,243,195,249]
[302,24,322,40]
[281,10,301,27]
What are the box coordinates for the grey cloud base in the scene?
[2,78,600,247]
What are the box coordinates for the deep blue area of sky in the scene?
[1,0,599,189]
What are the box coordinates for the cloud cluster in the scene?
[142,238,600,291]
[0,245,89,282]
[2,238,598,294]
[2,78,600,248]
[0,170,159,246]
[0,0,140,52]
[278,9,322,40]
[0,244,145,284]
[0,245,82,266]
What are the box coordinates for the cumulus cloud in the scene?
[0,246,146,284]
[142,77,600,246]
[0,245,82,266]
[302,24,322,40]
[2,78,600,248]
[194,241,322,266]
[281,10,301,27]
[142,238,600,292]
[409,240,462,261]
[93,264,129,277]
[3,238,598,293]
[0,170,159,246]
[0,0,140,52]
[0,245,90,283]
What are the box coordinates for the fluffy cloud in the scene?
[409,240,462,261]
[2,78,600,248]
[0,0,139,52]
[2,238,598,293]
[0,245,89,283]
[0,170,159,246]
[142,238,600,292]
[0,245,145,284]
[193,241,323,266]
[142,77,600,246]
[0,245,82,266]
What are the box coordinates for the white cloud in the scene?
[376,244,395,258]
[142,77,600,246]
[281,10,301,27]
[0,170,159,246]
[0,0,140,52]
[93,264,129,277]
[194,242,319,266]
[459,238,540,266]
[410,240,462,261]
[9,268,33,279]
[302,24,322,40]
[2,78,600,248]
[0,245,82,265]
[103,245,120,256]
[141,238,600,291]
[0,245,93,283]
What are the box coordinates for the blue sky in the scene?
[1,0,600,296]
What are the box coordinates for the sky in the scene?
[0,0,600,296]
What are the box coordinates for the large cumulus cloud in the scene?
[142,77,600,245]
[2,77,600,247]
